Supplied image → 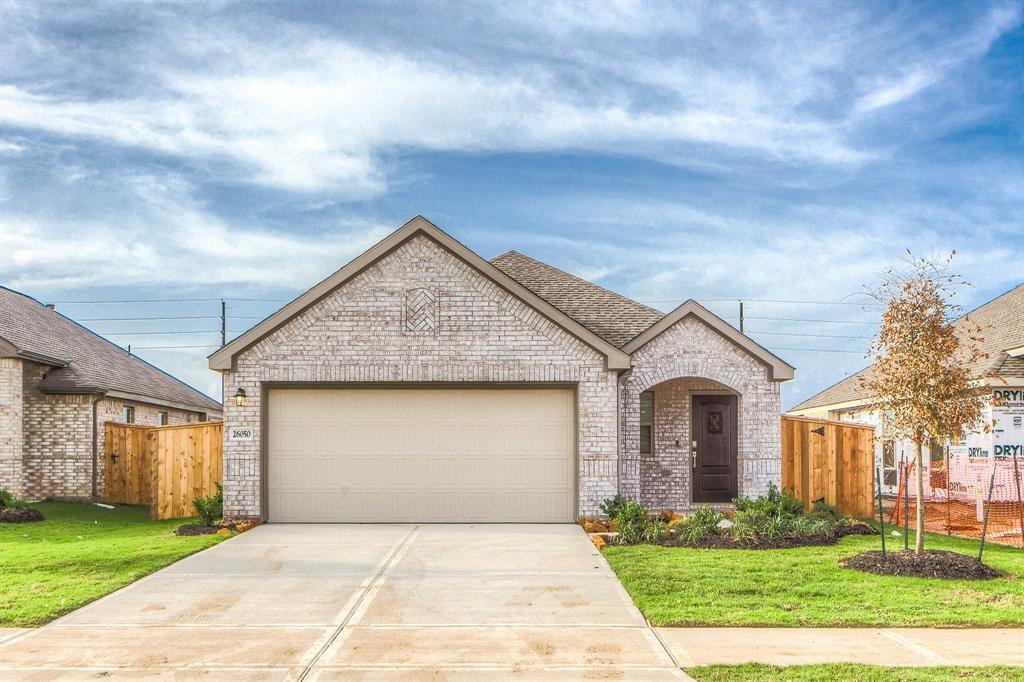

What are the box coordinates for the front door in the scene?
[692,394,738,503]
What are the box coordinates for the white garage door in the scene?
[267,387,575,522]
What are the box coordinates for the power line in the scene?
[52,297,223,304]
[746,330,873,340]
[79,315,265,322]
[745,315,879,326]
[129,344,220,350]
[638,297,878,307]
[79,315,219,322]
[102,330,221,336]
[773,347,867,355]
[50,297,290,304]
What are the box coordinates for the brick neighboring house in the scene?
[210,216,794,522]
[0,287,223,501]
[789,283,1024,497]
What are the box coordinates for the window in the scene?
[882,440,897,486]
[197,413,207,422]
[929,439,946,470]
[158,411,168,426]
[122,406,135,424]
[639,391,654,455]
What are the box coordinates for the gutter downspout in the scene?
[91,392,107,500]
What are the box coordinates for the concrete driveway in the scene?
[0,524,685,680]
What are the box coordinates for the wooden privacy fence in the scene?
[104,422,222,520]
[781,416,875,518]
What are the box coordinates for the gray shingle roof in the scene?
[0,287,221,412]
[490,251,665,348]
[790,283,1024,412]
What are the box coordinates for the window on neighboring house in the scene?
[639,391,654,455]
[158,411,168,426]
[197,413,207,422]
[882,440,897,486]
[122,406,135,424]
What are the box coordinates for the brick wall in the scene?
[22,361,93,499]
[221,234,620,519]
[0,358,24,497]
[621,316,782,508]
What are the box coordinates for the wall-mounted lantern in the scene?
[234,387,247,407]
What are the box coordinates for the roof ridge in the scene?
[491,250,663,316]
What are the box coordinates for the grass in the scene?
[686,664,1022,681]
[603,529,1024,627]
[0,501,226,627]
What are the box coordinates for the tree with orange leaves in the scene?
[862,252,988,554]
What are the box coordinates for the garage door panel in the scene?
[267,388,575,522]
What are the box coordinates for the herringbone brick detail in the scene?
[404,287,437,333]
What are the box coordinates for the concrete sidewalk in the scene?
[656,627,1024,667]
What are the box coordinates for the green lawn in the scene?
[604,530,1024,627]
[0,502,226,626]
[687,664,1022,681]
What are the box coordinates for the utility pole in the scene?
[220,299,226,347]
[739,300,744,333]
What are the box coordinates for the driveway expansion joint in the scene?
[296,524,420,681]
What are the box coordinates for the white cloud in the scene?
[0,19,880,196]
[0,174,391,289]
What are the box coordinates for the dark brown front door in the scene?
[692,395,738,503]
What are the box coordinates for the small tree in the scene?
[862,252,988,553]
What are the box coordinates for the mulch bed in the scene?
[644,521,878,550]
[0,507,45,523]
[176,523,235,536]
[841,549,1001,580]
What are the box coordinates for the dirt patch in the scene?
[0,507,44,523]
[841,549,1001,580]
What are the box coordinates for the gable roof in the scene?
[490,251,664,348]
[0,287,221,413]
[622,299,796,381]
[790,283,1024,413]
[209,216,632,371]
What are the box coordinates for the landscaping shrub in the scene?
[192,483,223,526]
[0,489,44,523]
[808,498,845,524]
[599,493,629,520]
[674,505,724,543]
[0,489,29,510]
[615,500,666,544]
[732,483,803,518]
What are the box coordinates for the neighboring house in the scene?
[0,287,223,501]
[210,216,794,522]
[789,284,1024,497]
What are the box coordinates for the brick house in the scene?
[0,287,222,500]
[210,216,794,522]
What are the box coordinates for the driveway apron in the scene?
[0,523,685,680]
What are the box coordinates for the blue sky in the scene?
[1,0,1022,406]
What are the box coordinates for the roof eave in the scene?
[0,336,70,367]
[622,299,795,381]
[209,216,632,372]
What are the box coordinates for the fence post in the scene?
[978,466,996,562]
[877,467,886,559]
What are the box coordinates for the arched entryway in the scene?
[621,375,744,509]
